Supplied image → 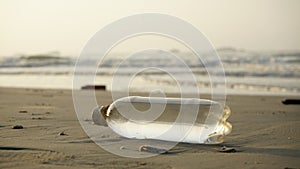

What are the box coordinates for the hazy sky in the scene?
[0,0,299,56]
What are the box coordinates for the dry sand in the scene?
[0,87,299,169]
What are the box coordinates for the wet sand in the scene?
[0,87,299,169]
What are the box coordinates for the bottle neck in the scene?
[100,105,110,119]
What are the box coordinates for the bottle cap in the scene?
[92,106,107,126]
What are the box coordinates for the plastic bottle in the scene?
[92,96,232,144]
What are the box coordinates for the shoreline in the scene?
[0,87,299,168]
[0,86,299,97]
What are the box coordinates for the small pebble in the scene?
[139,162,147,166]
[32,117,43,120]
[139,145,167,154]
[19,110,28,113]
[12,125,23,129]
[218,146,237,153]
[58,131,67,136]
[100,134,109,138]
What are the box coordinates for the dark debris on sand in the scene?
[12,125,23,129]
[218,146,237,153]
[58,131,68,136]
[18,110,28,113]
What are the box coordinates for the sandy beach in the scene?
[0,87,299,169]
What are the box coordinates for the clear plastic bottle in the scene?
[92,96,232,144]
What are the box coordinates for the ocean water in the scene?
[0,48,299,96]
